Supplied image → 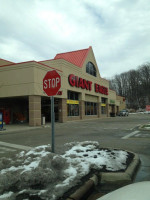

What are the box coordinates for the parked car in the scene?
[118,109,129,116]
[97,181,150,200]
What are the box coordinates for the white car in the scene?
[97,181,150,200]
[118,110,129,116]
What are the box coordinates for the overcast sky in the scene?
[0,0,150,78]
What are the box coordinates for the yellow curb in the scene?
[66,175,98,200]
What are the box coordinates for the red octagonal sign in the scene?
[43,70,61,96]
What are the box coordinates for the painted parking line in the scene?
[0,146,16,152]
[122,130,140,139]
[103,128,119,130]
[0,141,32,151]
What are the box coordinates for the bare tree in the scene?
[109,63,150,109]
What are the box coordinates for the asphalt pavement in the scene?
[0,113,150,183]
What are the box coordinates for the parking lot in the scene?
[0,113,150,153]
[0,113,150,182]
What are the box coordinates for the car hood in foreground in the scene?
[97,181,150,200]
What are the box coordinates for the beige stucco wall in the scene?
[116,99,120,106]
[0,48,128,126]
[117,95,126,110]
[108,90,116,104]
[85,94,98,102]
[0,61,62,98]
[0,62,36,97]
[47,48,110,102]
[0,48,125,110]
[40,48,109,102]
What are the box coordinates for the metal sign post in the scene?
[51,96,55,153]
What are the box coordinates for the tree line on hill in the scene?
[109,63,150,109]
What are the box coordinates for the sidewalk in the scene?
[0,123,45,133]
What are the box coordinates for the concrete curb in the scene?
[0,126,42,134]
[66,175,98,200]
[139,125,150,131]
[66,152,140,200]
[100,153,140,185]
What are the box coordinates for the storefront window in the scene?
[67,104,79,116]
[101,97,107,103]
[91,103,94,115]
[101,106,106,114]
[68,91,79,100]
[94,103,97,114]
[67,91,79,116]
[87,102,91,115]
[101,97,107,114]
[86,62,96,77]
[85,102,97,115]
[74,104,79,116]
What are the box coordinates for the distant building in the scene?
[0,46,125,126]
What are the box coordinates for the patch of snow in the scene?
[0,141,130,200]
[1,160,40,175]
[21,160,41,173]
[18,189,27,194]
[1,165,23,174]
[0,191,13,198]
[38,189,47,195]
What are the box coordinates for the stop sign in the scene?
[43,70,61,96]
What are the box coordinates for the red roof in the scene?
[54,46,91,68]
[0,58,14,66]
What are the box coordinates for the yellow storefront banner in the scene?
[101,103,106,107]
[67,100,79,104]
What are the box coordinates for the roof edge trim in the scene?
[79,46,92,67]
[0,58,14,64]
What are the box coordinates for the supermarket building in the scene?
[0,46,125,126]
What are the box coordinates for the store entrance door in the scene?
[109,105,115,117]
[41,97,59,122]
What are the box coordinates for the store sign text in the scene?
[95,84,108,95]
[68,74,92,91]
[68,74,108,95]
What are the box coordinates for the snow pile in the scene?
[0,141,129,200]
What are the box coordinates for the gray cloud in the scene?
[0,0,150,78]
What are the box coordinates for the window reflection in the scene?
[86,62,96,77]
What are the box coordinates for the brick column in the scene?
[114,105,116,116]
[80,100,85,120]
[106,103,109,117]
[29,95,41,126]
[98,102,101,118]
[116,106,119,115]
[98,97,101,118]
[58,98,67,123]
